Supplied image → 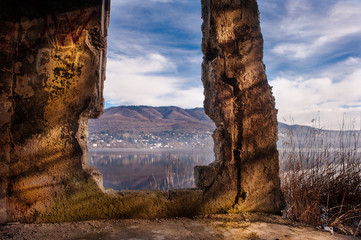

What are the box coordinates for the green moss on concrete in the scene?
[39,174,241,223]
[40,176,168,222]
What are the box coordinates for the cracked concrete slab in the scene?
[0,215,358,240]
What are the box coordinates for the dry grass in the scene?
[280,120,361,236]
[150,154,195,191]
[165,154,195,191]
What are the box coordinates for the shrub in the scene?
[280,121,361,236]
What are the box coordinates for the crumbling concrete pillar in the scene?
[197,0,283,213]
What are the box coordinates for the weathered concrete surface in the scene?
[197,0,283,213]
[0,0,111,223]
[0,214,358,240]
[0,0,282,223]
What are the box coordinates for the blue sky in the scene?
[104,0,361,129]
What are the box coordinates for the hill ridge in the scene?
[88,106,361,149]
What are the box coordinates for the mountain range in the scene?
[88,106,215,134]
[88,106,360,149]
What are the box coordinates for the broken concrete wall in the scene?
[0,0,110,222]
[198,0,283,212]
[0,0,282,223]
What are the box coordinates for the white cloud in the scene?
[104,0,203,109]
[272,43,313,59]
[109,54,176,73]
[104,54,204,109]
[271,59,361,129]
[259,0,361,129]
[270,0,361,59]
[105,0,361,129]
[150,0,174,3]
[112,0,181,5]
[111,0,134,6]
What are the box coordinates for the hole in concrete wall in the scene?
[87,1,215,191]
[1,0,284,222]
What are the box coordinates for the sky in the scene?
[104,0,361,130]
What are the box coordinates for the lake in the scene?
[88,149,215,191]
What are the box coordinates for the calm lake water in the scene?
[89,149,214,191]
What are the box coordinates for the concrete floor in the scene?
[0,214,359,240]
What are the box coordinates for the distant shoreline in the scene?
[88,148,213,153]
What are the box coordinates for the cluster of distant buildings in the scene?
[87,131,214,150]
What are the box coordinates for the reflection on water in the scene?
[89,149,214,191]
